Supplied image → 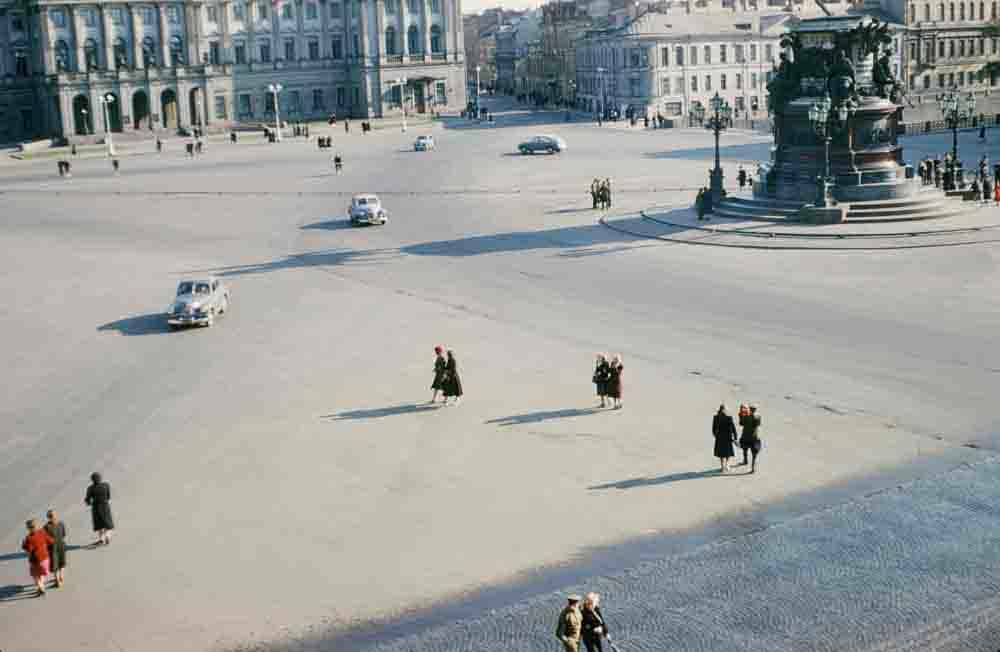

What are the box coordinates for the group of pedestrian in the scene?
[711,404,762,473]
[736,165,754,191]
[592,354,624,409]
[19,472,114,598]
[556,593,612,652]
[317,136,334,149]
[429,345,463,405]
[695,187,713,220]
[292,122,310,138]
[589,178,613,210]
[56,160,73,177]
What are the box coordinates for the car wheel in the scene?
[168,323,178,332]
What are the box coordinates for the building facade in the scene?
[0,0,466,143]
[575,11,790,120]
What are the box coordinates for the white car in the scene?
[349,194,388,226]
[166,277,230,329]
[414,135,435,151]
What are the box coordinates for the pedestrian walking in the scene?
[593,353,611,407]
[111,158,120,174]
[983,175,993,205]
[555,594,583,652]
[590,178,600,210]
[739,404,762,473]
[334,154,343,174]
[430,345,447,403]
[21,519,54,597]
[712,404,738,472]
[85,472,114,546]
[604,178,612,208]
[44,509,67,588]
[344,120,350,134]
[980,124,987,141]
[442,350,463,405]
[581,592,609,652]
[606,354,623,409]
[737,165,747,190]
[695,188,706,220]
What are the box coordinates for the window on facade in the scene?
[386,0,397,12]
[352,33,359,55]
[142,7,154,24]
[720,44,728,62]
[408,0,420,12]
[923,75,930,89]
[170,35,184,64]
[949,40,955,56]
[82,9,97,27]
[258,2,268,18]
[735,44,744,62]
[233,3,245,20]
[750,44,757,61]
[331,36,343,58]
[994,37,998,54]
[765,43,773,61]
[385,27,397,54]
[265,90,276,113]
[143,36,157,66]
[209,41,221,64]
[430,25,442,53]
[958,71,965,85]
[704,45,711,63]
[352,87,359,106]
[979,37,985,54]
[949,2,954,19]
[662,76,670,94]
[337,86,346,106]
[15,50,28,75]
[330,2,342,17]
[55,40,70,71]
[239,93,252,117]
[313,88,324,109]
[938,73,945,86]
[736,73,742,89]
[215,95,227,118]
[113,7,126,24]
[661,47,669,67]
[11,12,25,31]
[432,0,441,10]
[675,76,683,93]
[260,42,271,62]
[720,73,726,89]
[675,46,684,65]
[436,81,446,103]
[84,38,99,69]
[691,76,698,91]
[949,71,955,85]
[235,42,246,63]
[284,38,295,60]
[751,72,757,88]
[51,8,66,27]
[630,77,640,96]
[630,49,640,67]
[705,75,711,90]
[114,37,128,67]
[306,2,318,18]
[690,46,697,65]
[309,39,319,59]
[960,2,965,17]
[168,5,181,23]
[282,3,293,18]
[207,5,219,22]
[288,90,301,114]
[408,25,420,53]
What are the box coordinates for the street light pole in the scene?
[936,87,976,189]
[704,93,732,201]
[98,93,116,156]
[394,77,408,132]
[268,82,283,142]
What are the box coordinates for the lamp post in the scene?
[393,77,408,132]
[937,86,977,168]
[81,107,90,135]
[704,93,732,201]
[807,94,833,207]
[596,66,607,118]
[268,82,283,142]
[98,93,116,156]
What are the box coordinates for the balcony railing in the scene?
[386,54,403,63]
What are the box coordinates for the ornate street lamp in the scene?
[98,93,117,157]
[704,93,732,201]
[392,77,408,132]
[808,94,833,207]
[937,87,977,172]
[268,82,283,142]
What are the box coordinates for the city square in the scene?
[1,97,1000,651]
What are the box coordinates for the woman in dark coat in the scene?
[85,472,114,545]
[430,345,447,403]
[593,354,611,407]
[443,350,463,405]
[581,592,609,652]
[712,404,737,472]
[44,509,67,587]
[606,354,623,409]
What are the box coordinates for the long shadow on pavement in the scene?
[486,407,601,426]
[588,468,748,490]
[0,584,34,602]
[98,313,172,336]
[644,141,773,162]
[324,403,439,420]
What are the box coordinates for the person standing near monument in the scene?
[738,166,747,190]
[555,595,583,652]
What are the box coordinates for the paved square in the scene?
[1,99,999,651]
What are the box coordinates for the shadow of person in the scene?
[0,552,26,563]
[588,468,744,490]
[486,407,600,427]
[98,313,172,336]
[323,403,439,420]
[0,584,34,602]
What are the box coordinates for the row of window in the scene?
[911,36,998,61]
[50,5,182,28]
[237,86,352,118]
[580,71,764,96]
[384,25,444,55]
[910,0,998,22]
[53,34,185,71]
[911,69,999,89]
[582,42,777,70]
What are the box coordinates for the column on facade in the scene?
[319,0,329,57]
[421,0,430,58]
[61,91,75,136]
[178,82,193,125]
[270,1,279,66]
[295,0,306,63]
[358,0,369,60]
[436,0,446,58]
[158,3,171,65]
[40,7,56,73]
[71,6,87,72]
[184,3,200,64]
[130,5,143,67]
[451,0,461,63]
[374,0,385,60]
[399,0,409,57]
[246,0,256,63]
[100,5,115,69]
[220,1,232,62]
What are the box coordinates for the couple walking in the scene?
[712,404,763,473]
[430,346,463,405]
[556,593,612,652]
[21,511,68,597]
[592,354,623,409]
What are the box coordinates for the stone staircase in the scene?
[713,188,969,223]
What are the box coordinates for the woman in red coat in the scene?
[22,519,54,597]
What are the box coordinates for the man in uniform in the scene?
[555,594,583,652]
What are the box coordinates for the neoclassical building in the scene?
[0,0,466,143]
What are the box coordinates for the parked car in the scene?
[166,277,230,329]
[517,135,567,155]
[349,194,388,226]
[414,135,435,151]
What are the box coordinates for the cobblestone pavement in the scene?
[362,457,1000,652]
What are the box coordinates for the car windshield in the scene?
[195,283,211,294]
[177,282,194,295]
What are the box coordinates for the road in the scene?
[0,98,998,651]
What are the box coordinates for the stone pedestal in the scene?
[799,204,847,224]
